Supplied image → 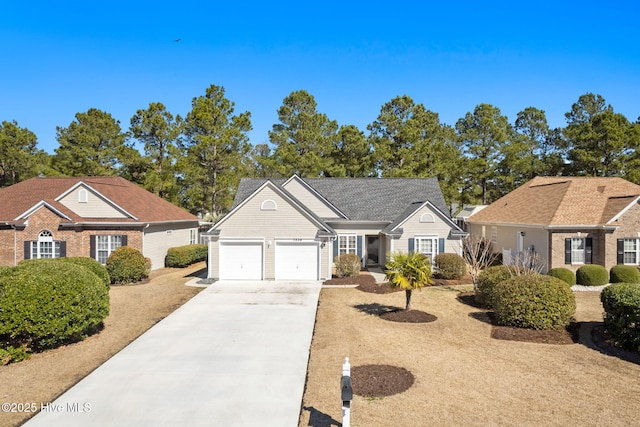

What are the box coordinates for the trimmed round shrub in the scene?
[334,254,361,278]
[165,244,208,268]
[601,283,640,351]
[0,261,109,351]
[476,265,512,308]
[22,257,110,287]
[547,267,576,286]
[576,264,609,286]
[492,274,576,330]
[610,265,640,284]
[434,253,467,280]
[106,246,150,285]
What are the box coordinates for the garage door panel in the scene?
[275,242,318,280]
[219,242,263,280]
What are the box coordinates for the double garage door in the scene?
[219,241,319,280]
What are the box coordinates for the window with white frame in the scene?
[416,236,438,263]
[490,226,498,243]
[338,234,357,255]
[78,188,88,203]
[623,238,640,264]
[190,229,197,245]
[571,237,585,264]
[96,235,123,264]
[31,230,61,259]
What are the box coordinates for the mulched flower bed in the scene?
[351,364,415,397]
[380,309,437,323]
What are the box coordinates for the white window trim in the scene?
[96,235,123,265]
[338,234,357,256]
[490,226,498,244]
[419,213,435,223]
[78,188,88,203]
[261,199,277,211]
[190,229,197,245]
[415,235,439,263]
[623,238,640,265]
[571,237,585,265]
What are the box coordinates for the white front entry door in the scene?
[275,242,319,280]
[219,242,263,280]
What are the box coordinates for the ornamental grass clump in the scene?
[576,264,608,286]
[492,274,575,330]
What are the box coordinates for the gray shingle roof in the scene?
[233,176,448,222]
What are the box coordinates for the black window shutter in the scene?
[585,237,593,264]
[408,238,415,254]
[356,236,362,258]
[59,241,67,258]
[438,238,445,254]
[90,235,96,259]
[564,238,571,264]
[121,235,128,246]
[24,241,31,260]
[333,238,339,259]
[617,239,624,264]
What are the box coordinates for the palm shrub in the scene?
[0,261,109,352]
[609,265,640,284]
[576,264,608,286]
[107,246,151,285]
[492,274,575,330]
[547,267,576,286]
[385,251,434,310]
[601,283,640,351]
[434,253,467,279]
[476,265,512,308]
[334,254,361,278]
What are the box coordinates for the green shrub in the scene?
[547,267,576,286]
[21,257,110,287]
[476,265,512,308]
[0,345,30,365]
[165,244,208,268]
[609,265,640,284]
[106,246,150,285]
[492,274,576,330]
[334,254,361,278]
[0,261,109,351]
[601,283,640,351]
[576,264,609,286]
[434,253,467,280]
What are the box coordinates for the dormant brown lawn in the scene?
[299,285,640,427]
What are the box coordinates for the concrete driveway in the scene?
[25,280,322,427]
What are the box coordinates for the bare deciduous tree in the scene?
[461,234,499,293]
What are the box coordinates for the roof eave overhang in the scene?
[545,224,618,231]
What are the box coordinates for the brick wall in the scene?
[0,208,143,267]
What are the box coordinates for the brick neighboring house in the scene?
[0,176,200,270]
[466,176,640,273]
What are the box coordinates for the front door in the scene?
[366,236,379,266]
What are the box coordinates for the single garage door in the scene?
[219,242,263,280]
[275,242,319,280]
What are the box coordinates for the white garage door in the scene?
[275,242,319,280]
[219,242,263,280]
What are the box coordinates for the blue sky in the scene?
[1,1,639,154]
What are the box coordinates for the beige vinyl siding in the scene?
[143,223,198,270]
[282,179,342,218]
[58,186,127,218]
[396,205,462,255]
[216,186,330,280]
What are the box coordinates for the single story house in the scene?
[466,176,640,273]
[206,175,466,281]
[0,176,200,269]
